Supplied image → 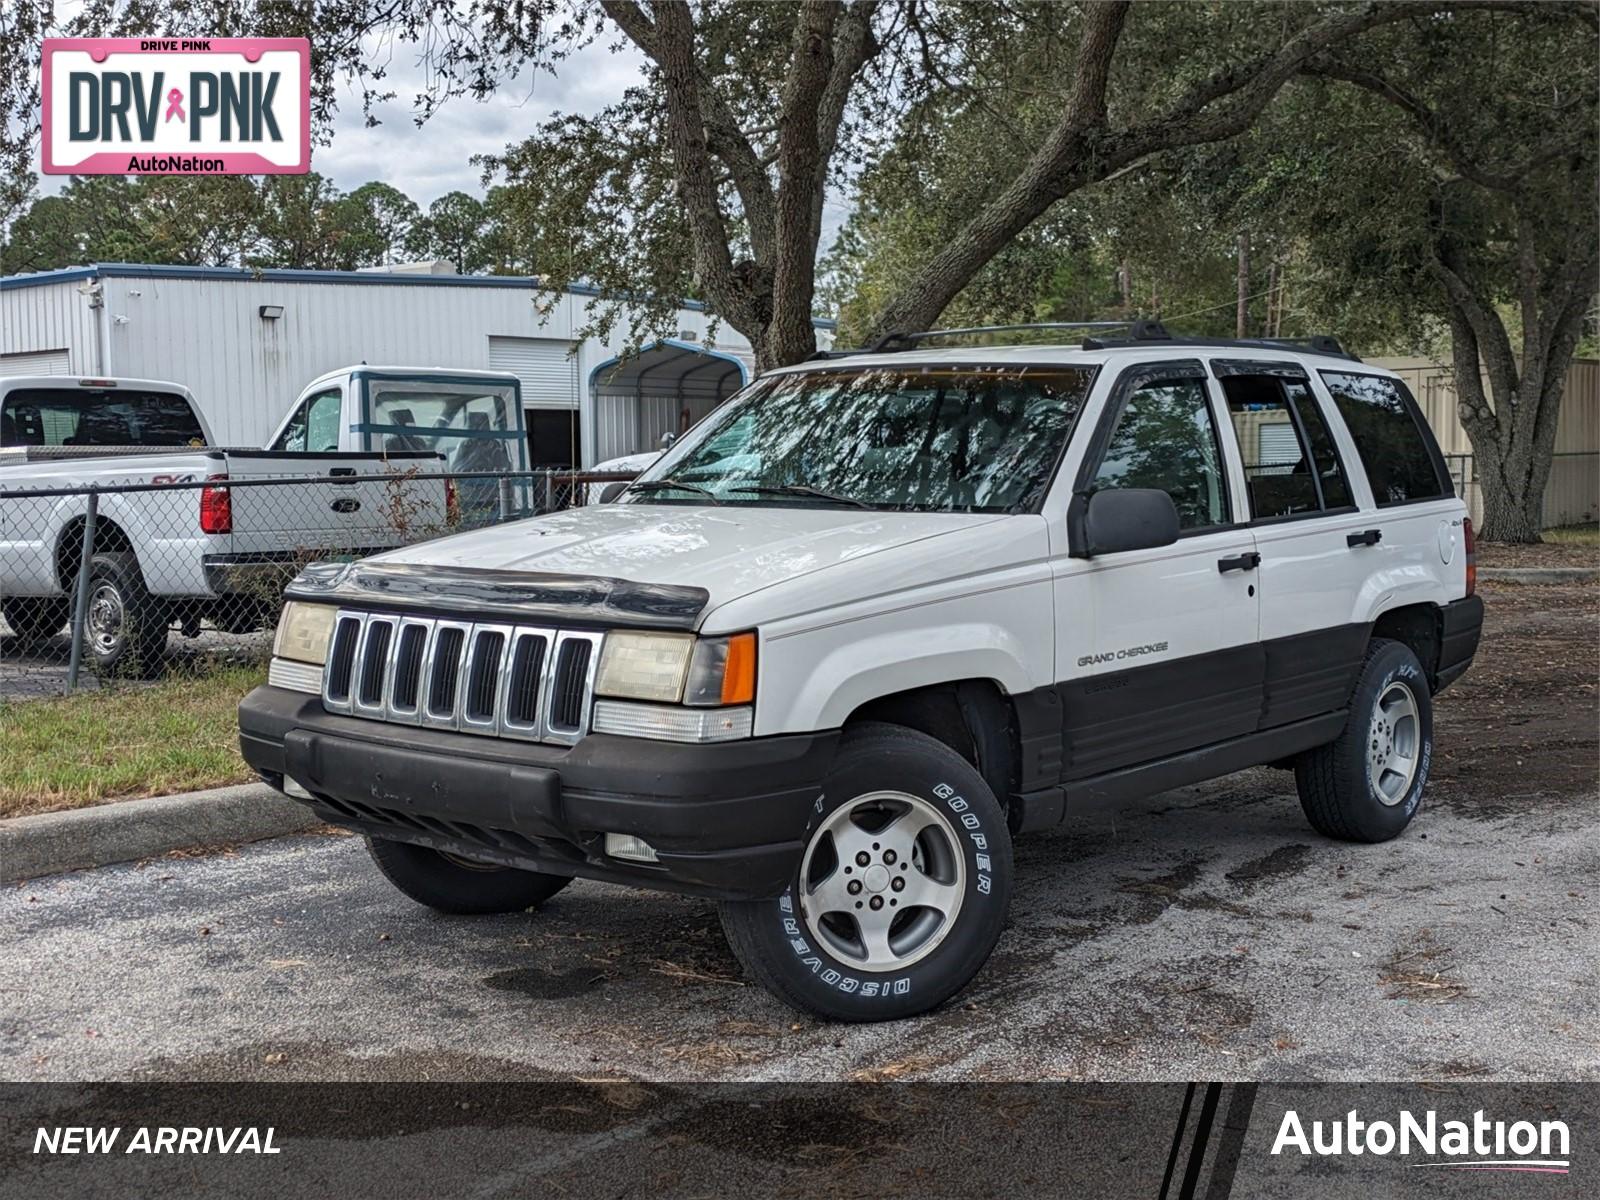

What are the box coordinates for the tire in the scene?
[81,553,169,679]
[365,837,573,915]
[1295,638,1433,843]
[1,597,69,642]
[719,721,1014,1022]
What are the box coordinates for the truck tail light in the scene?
[444,475,458,520]
[1463,516,1476,596]
[200,474,233,534]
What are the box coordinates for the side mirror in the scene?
[1077,487,1180,557]
[658,431,678,450]
[598,480,630,503]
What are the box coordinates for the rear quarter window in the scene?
[1318,372,1450,506]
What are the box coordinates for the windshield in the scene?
[627,364,1096,512]
[367,381,523,471]
[2,387,205,448]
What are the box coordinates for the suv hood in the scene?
[369,503,1008,617]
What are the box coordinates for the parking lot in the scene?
[4,581,1595,1084]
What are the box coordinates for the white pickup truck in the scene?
[0,367,522,674]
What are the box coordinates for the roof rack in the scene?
[1079,320,1359,361]
[865,321,1135,354]
[810,319,1359,362]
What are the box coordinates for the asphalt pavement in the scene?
[6,761,1594,1085]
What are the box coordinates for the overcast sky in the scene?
[313,35,646,206]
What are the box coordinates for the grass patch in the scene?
[0,665,264,818]
[1542,523,1600,547]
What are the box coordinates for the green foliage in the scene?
[826,4,1597,359]
[0,171,495,276]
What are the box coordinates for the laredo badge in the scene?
[42,38,310,175]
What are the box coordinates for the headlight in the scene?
[595,630,757,706]
[272,601,337,665]
[595,632,694,701]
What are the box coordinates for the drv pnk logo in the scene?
[42,38,310,175]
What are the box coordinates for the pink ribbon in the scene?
[164,88,185,123]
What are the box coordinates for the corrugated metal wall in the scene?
[1372,356,1599,528]
[0,279,100,373]
[1,269,761,463]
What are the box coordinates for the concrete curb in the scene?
[0,782,316,883]
[1479,566,1600,584]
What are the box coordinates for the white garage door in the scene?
[1257,421,1302,467]
[488,336,578,409]
[0,348,71,376]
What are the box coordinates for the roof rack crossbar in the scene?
[1080,327,1357,361]
[867,321,1135,353]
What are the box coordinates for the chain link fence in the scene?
[0,468,635,700]
[1441,450,1599,530]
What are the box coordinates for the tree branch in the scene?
[1302,56,1590,192]
[865,0,1419,341]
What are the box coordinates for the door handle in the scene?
[1346,529,1382,547]
[1217,552,1260,573]
[329,466,357,485]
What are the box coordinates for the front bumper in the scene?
[238,685,838,900]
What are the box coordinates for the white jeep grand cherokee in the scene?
[240,323,1483,1021]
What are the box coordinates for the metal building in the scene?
[0,262,834,467]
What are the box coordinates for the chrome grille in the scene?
[322,610,602,745]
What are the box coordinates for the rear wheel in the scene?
[1,598,69,642]
[1295,638,1433,842]
[366,837,573,915]
[719,722,1013,1021]
[85,553,169,679]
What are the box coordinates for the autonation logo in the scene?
[1272,1107,1571,1174]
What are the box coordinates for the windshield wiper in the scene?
[726,484,871,509]
[624,477,722,503]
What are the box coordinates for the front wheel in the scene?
[720,722,1013,1022]
[1295,638,1433,842]
[366,837,573,915]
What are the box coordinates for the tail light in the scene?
[200,474,232,534]
[1463,516,1476,596]
[444,475,458,520]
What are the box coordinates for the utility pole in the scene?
[1236,232,1250,338]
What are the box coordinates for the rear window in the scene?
[1,388,206,448]
[1319,372,1449,506]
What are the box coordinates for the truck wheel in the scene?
[365,837,573,915]
[719,722,1013,1022]
[1,598,69,642]
[85,553,169,679]
[1295,638,1433,843]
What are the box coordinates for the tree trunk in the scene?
[1235,232,1250,337]
[1119,259,1132,311]
[1444,294,1587,544]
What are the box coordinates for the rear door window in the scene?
[1,388,205,447]
[1319,372,1450,505]
[1222,374,1354,520]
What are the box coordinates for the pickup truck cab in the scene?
[0,372,454,674]
[240,327,1483,1021]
